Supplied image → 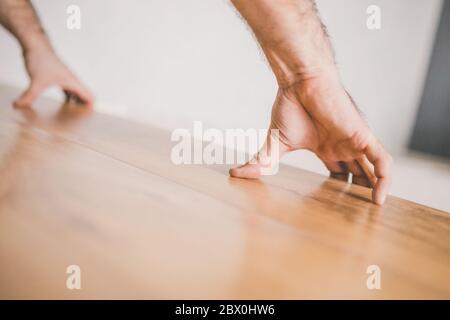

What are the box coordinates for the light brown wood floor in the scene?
[0,85,449,299]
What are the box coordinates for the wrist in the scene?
[270,56,340,90]
[277,64,340,89]
[281,69,347,112]
[263,38,339,88]
[21,33,53,57]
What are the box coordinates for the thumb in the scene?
[229,128,289,179]
[14,83,42,108]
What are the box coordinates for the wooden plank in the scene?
[0,85,449,299]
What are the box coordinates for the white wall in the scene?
[0,0,445,201]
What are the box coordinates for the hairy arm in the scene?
[231,0,336,86]
[0,0,51,53]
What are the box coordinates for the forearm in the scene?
[231,0,337,87]
[0,0,52,53]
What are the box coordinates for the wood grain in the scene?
[0,85,449,299]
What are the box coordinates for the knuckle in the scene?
[348,130,370,151]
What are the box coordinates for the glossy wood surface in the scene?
[0,85,449,299]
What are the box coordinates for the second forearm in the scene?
[0,0,52,54]
[231,0,338,87]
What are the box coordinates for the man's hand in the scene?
[14,46,93,108]
[230,0,392,205]
[230,71,392,205]
[0,0,93,108]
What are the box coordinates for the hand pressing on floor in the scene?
[14,45,93,108]
[230,0,392,204]
[0,0,93,108]
[229,71,392,204]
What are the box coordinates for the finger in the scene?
[63,80,94,106]
[324,160,349,182]
[229,162,262,179]
[229,129,289,179]
[14,83,43,108]
[364,138,392,205]
[356,156,377,187]
[347,160,371,187]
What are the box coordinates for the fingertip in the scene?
[13,99,24,109]
[80,90,95,106]
[64,82,95,107]
[372,180,389,205]
[229,163,261,179]
[229,165,244,178]
[13,97,31,109]
[14,85,41,109]
[372,191,386,205]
